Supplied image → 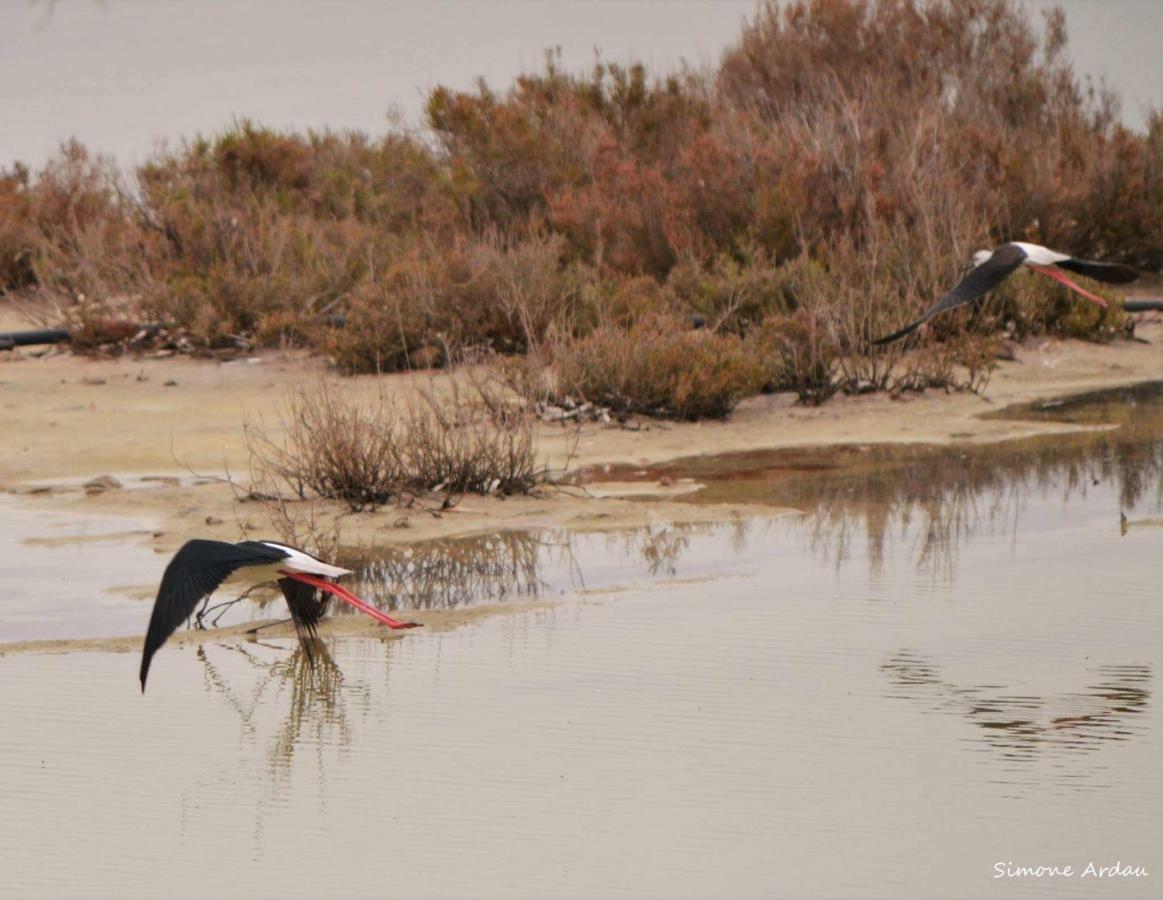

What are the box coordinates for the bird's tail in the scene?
[1056,258,1138,284]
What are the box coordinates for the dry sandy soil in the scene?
[2,302,1161,556]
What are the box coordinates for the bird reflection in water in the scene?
[196,638,358,771]
[881,651,1152,773]
[186,638,376,843]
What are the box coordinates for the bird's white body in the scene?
[221,541,352,589]
[1012,242,1071,266]
[262,541,352,577]
[974,242,1071,268]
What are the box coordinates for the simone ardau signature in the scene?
[993,860,1149,879]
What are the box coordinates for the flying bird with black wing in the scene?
[873,242,1138,345]
[140,539,420,690]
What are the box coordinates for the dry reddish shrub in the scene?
[128,123,459,345]
[324,231,583,373]
[718,0,1161,267]
[547,142,688,276]
[751,310,840,404]
[665,248,791,334]
[0,164,37,291]
[542,315,766,419]
[0,143,148,304]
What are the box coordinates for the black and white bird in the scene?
[873,242,1139,345]
[140,539,420,690]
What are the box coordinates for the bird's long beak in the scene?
[1030,265,1109,308]
[280,570,422,629]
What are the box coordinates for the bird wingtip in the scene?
[872,330,906,346]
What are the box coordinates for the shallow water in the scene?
[1,385,1160,898]
[0,495,160,642]
[579,381,1163,519]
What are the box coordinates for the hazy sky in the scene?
[1,0,1160,169]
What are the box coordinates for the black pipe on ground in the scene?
[0,328,71,351]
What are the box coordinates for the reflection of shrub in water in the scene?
[347,530,551,612]
[601,525,692,578]
[594,519,754,578]
[600,522,714,577]
[345,520,750,612]
[792,421,1163,578]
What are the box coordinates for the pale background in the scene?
[1,0,1160,168]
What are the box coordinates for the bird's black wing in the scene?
[873,244,1028,345]
[277,576,329,666]
[1055,258,1139,284]
[140,539,289,690]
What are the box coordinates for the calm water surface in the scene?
[1,384,1160,898]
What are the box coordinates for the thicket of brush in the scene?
[2,0,1159,417]
[246,381,544,512]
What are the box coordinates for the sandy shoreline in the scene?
[2,318,1160,532]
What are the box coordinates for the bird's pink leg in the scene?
[280,570,422,629]
[1030,265,1109,308]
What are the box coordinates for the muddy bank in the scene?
[2,323,1160,482]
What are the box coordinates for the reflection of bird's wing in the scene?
[1055,257,1138,284]
[278,576,329,665]
[140,539,289,689]
[873,244,1028,345]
